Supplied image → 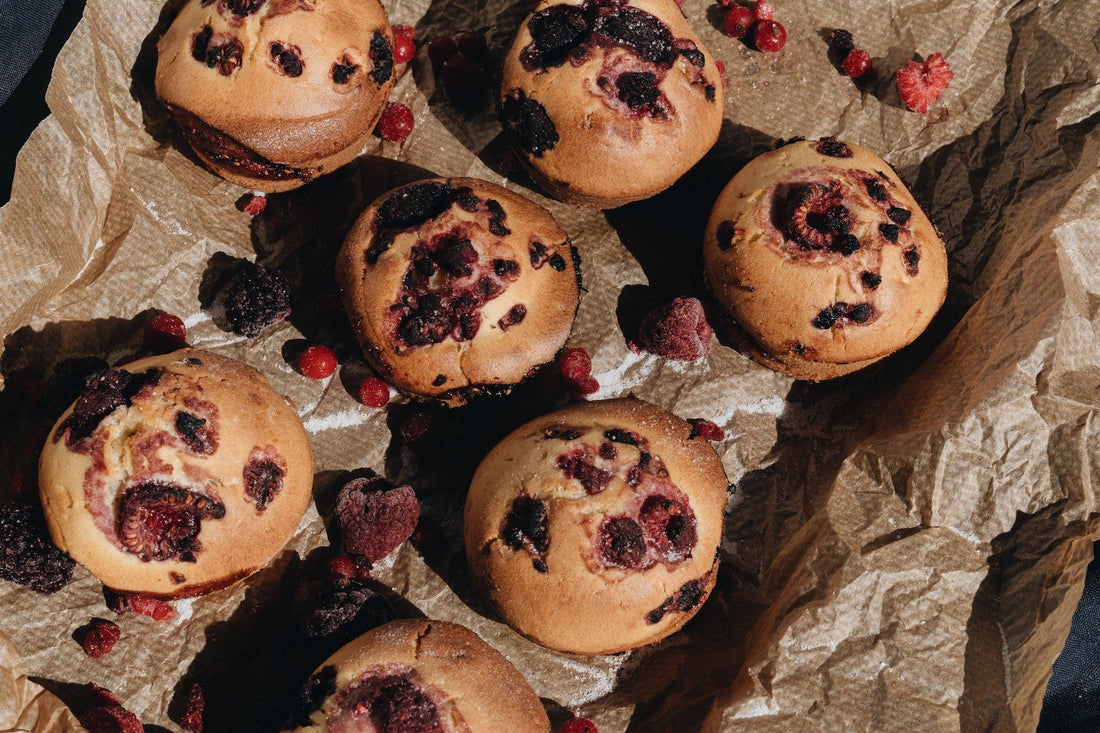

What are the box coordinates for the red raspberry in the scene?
[358,376,390,408]
[80,704,144,733]
[329,554,357,579]
[842,48,872,78]
[559,347,592,382]
[143,312,187,353]
[896,52,953,113]
[753,19,786,52]
[456,31,489,64]
[427,36,458,72]
[181,682,205,733]
[240,193,267,216]
[722,6,754,39]
[298,345,338,379]
[572,375,599,396]
[689,419,725,442]
[560,718,599,733]
[376,103,415,143]
[752,0,774,20]
[393,34,415,64]
[128,595,175,621]
[80,618,121,658]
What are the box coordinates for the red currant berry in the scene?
[456,30,489,64]
[393,34,415,64]
[753,19,786,52]
[722,5,754,39]
[559,347,592,381]
[376,103,414,143]
[359,377,390,408]
[560,717,599,733]
[298,345,338,379]
[843,48,872,78]
[143,312,187,352]
[752,0,774,20]
[393,25,417,43]
[427,36,458,72]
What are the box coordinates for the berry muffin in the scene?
[155,0,396,192]
[336,178,581,406]
[38,349,313,598]
[289,619,551,732]
[500,0,724,208]
[464,398,727,655]
[703,138,949,380]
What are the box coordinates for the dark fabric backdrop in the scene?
[0,0,1094,727]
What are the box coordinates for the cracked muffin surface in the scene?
[336,177,581,406]
[703,139,949,381]
[38,349,313,597]
[288,619,550,732]
[464,398,727,654]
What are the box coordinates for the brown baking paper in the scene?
[1,0,1098,729]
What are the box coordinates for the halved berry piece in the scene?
[896,52,953,113]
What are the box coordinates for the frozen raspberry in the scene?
[328,554,357,579]
[79,618,121,658]
[79,704,144,733]
[393,34,415,64]
[752,0,774,20]
[456,30,489,63]
[559,347,592,381]
[637,297,714,361]
[303,578,394,644]
[181,682,205,733]
[0,503,75,595]
[753,19,786,52]
[240,193,267,216]
[427,36,458,71]
[376,102,414,143]
[896,52,953,113]
[298,345,337,379]
[722,5,754,39]
[223,262,292,338]
[843,48,872,78]
[143,312,187,353]
[358,377,390,408]
[560,717,599,733]
[573,376,599,396]
[828,28,854,55]
[335,477,420,563]
[689,419,725,442]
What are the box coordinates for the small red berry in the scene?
[181,682,205,733]
[393,25,417,43]
[359,376,390,408]
[896,52,953,113]
[715,59,726,77]
[753,19,786,52]
[329,554,357,579]
[559,347,592,381]
[299,345,338,379]
[752,0,774,20]
[427,36,458,72]
[241,192,267,216]
[722,5,754,39]
[80,618,121,658]
[690,419,726,442]
[128,595,175,621]
[376,102,415,143]
[560,717,599,733]
[393,34,415,64]
[456,31,489,64]
[717,0,737,7]
[573,375,600,396]
[842,48,873,78]
[143,312,187,353]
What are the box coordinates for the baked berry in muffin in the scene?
[288,618,551,732]
[38,349,313,598]
[464,398,727,654]
[336,178,581,406]
[703,138,949,380]
[500,0,724,208]
[155,0,396,192]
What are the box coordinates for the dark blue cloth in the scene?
[0,1,1096,727]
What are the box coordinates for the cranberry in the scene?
[376,102,415,143]
[299,345,337,379]
[753,19,786,52]
[559,347,592,381]
[240,192,267,216]
[335,477,420,563]
[393,33,415,64]
[752,0,774,20]
[143,312,187,353]
[79,618,121,658]
[722,5,754,39]
[359,377,391,407]
[689,419,725,442]
[560,717,599,733]
[456,30,489,63]
[181,682,205,733]
[843,48,872,78]
[427,36,458,71]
